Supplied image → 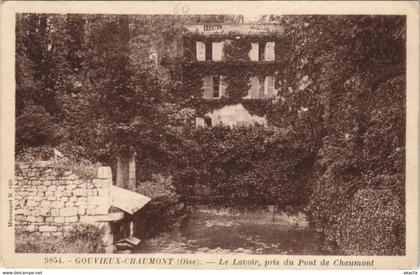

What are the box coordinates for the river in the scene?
[133,206,336,255]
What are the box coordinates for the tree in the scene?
[16,104,61,149]
[270,15,406,255]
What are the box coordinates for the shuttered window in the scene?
[203,76,224,99]
[212,42,224,61]
[265,42,275,61]
[249,76,259,98]
[249,42,275,61]
[247,76,275,99]
[203,76,213,98]
[249,43,259,61]
[196,42,205,61]
[258,76,265,99]
[220,76,227,97]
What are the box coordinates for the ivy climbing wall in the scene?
[165,29,289,125]
[14,162,116,238]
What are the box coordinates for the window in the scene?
[197,41,224,61]
[203,76,225,99]
[212,42,224,61]
[265,42,275,61]
[265,76,275,98]
[196,42,205,61]
[204,116,212,127]
[212,76,220,98]
[248,76,275,99]
[249,43,259,61]
[249,42,275,61]
[258,76,265,97]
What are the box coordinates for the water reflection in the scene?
[133,207,336,255]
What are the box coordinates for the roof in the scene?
[110,186,151,215]
[184,23,284,35]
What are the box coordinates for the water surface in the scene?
[134,207,336,255]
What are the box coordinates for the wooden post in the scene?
[114,152,137,251]
[128,152,136,191]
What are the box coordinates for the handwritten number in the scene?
[173,4,189,14]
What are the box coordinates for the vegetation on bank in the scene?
[281,16,406,255]
[15,224,105,253]
[15,146,100,179]
[133,174,186,240]
[15,14,405,255]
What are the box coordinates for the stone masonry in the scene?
[14,161,116,240]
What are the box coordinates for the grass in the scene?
[15,224,106,253]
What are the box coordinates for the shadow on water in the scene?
[133,206,337,255]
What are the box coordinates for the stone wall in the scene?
[14,161,115,238]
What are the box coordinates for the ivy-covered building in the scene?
[180,23,284,127]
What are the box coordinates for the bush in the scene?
[307,76,405,255]
[16,104,64,153]
[136,174,176,199]
[62,223,106,253]
[179,125,315,211]
[15,224,105,253]
[133,174,185,240]
[133,124,316,212]
[16,228,63,253]
[15,145,100,179]
[15,145,55,161]
[337,186,405,255]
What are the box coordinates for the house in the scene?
[182,23,284,127]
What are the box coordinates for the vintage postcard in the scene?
[0,0,418,270]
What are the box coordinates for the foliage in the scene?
[52,157,99,179]
[15,224,105,253]
[136,174,177,199]
[15,14,175,163]
[133,196,186,240]
[15,104,64,152]
[63,223,106,252]
[337,186,405,255]
[273,15,406,255]
[16,14,62,116]
[223,39,252,99]
[146,125,316,211]
[125,121,315,212]
[16,228,63,253]
[16,145,99,179]
[15,13,90,158]
[15,14,406,255]
[306,77,405,255]
[134,174,185,239]
[15,145,55,162]
[223,37,251,61]
[180,98,274,117]
[180,61,284,100]
[178,31,286,109]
